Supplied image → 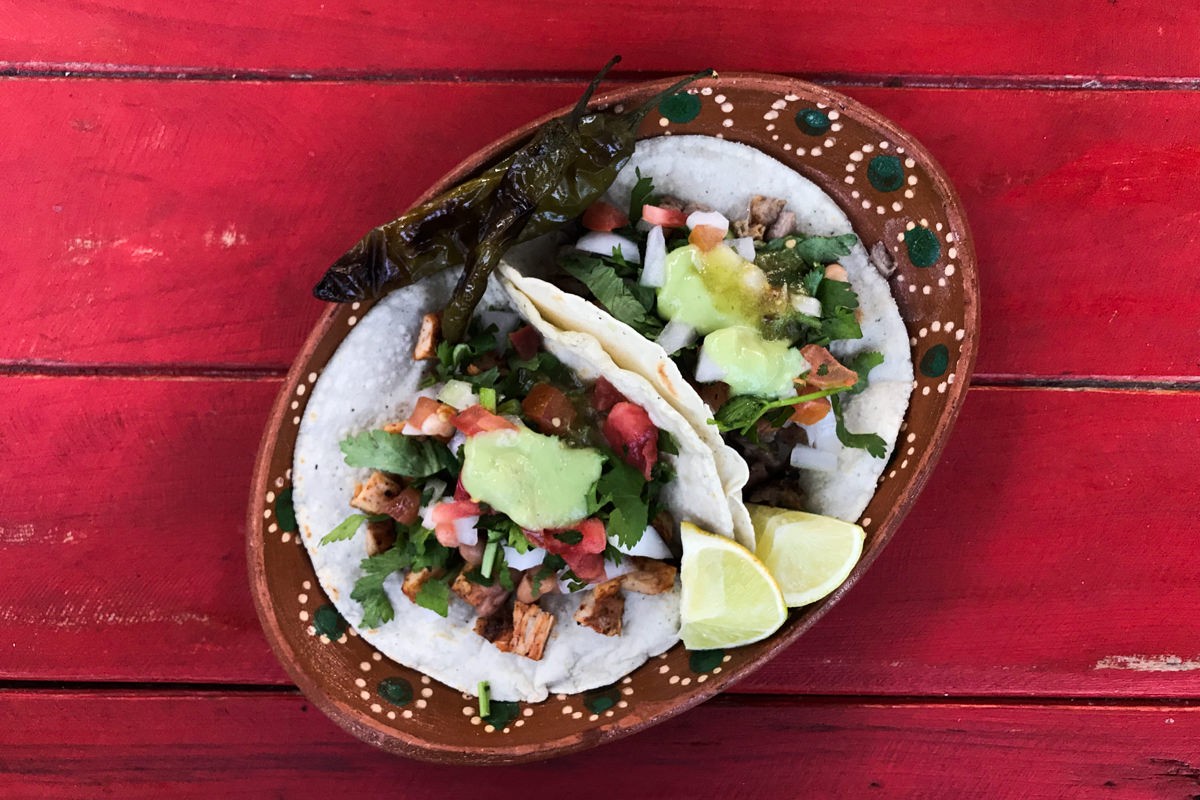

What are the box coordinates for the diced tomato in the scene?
[788,396,832,426]
[508,325,542,361]
[688,224,725,252]
[582,200,629,232]
[407,396,456,439]
[452,404,518,436]
[526,520,608,583]
[385,486,421,525]
[453,476,471,502]
[522,382,577,435]
[603,401,658,480]
[800,345,859,390]
[590,376,627,413]
[641,204,688,228]
[429,500,481,546]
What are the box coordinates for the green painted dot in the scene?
[658,92,701,123]
[312,604,346,639]
[867,155,905,192]
[689,649,725,673]
[275,486,296,532]
[483,700,520,728]
[583,688,620,714]
[794,108,831,136]
[920,344,950,378]
[377,677,413,707]
[904,226,941,268]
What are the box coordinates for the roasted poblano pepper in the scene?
[313,58,714,342]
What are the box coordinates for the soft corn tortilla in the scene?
[292,271,734,702]
[503,134,913,525]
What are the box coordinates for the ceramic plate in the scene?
[247,73,979,764]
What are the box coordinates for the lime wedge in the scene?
[748,505,865,608]
[678,522,787,650]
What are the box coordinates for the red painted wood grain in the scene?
[4,379,1198,696]
[3,1,1197,81]
[3,691,1198,798]
[2,81,1198,378]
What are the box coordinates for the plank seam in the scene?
[3,64,1200,90]
[0,683,1197,708]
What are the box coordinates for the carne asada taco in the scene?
[292,271,736,702]
[501,135,914,532]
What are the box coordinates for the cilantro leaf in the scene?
[657,429,679,456]
[340,430,458,478]
[553,530,584,545]
[594,457,649,549]
[561,253,664,338]
[414,575,451,617]
[320,513,387,546]
[816,275,860,312]
[830,394,887,458]
[801,267,825,297]
[843,351,884,396]
[711,387,849,436]
[755,234,858,284]
[351,548,411,628]
[627,168,655,222]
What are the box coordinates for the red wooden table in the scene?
[4,4,1200,797]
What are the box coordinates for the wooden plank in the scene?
[2,1,1198,80]
[2,690,1199,798]
[2,80,1198,378]
[4,377,1199,696]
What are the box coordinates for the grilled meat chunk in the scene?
[516,570,560,605]
[413,312,441,360]
[474,609,514,652]
[733,195,787,240]
[350,471,404,516]
[451,571,511,618]
[621,558,678,595]
[574,578,625,636]
[365,518,396,556]
[510,601,555,660]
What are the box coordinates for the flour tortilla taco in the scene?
[292,271,735,702]
[501,135,914,540]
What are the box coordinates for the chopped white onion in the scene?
[693,343,726,383]
[791,293,822,317]
[685,210,729,234]
[419,504,437,530]
[604,556,637,581]
[503,545,546,571]
[790,444,839,472]
[611,526,673,559]
[437,379,477,411]
[731,236,757,262]
[639,225,667,287]
[423,478,448,506]
[575,232,641,264]
[655,319,697,355]
[802,411,839,452]
[400,422,423,436]
[448,431,467,456]
[453,516,480,547]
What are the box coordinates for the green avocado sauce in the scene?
[701,326,806,398]
[460,428,603,530]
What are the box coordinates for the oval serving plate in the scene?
[247,73,979,764]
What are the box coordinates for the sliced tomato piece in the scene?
[522,382,577,435]
[788,396,832,426]
[573,518,608,554]
[407,396,456,438]
[590,376,626,413]
[526,523,608,584]
[603,401,658,480]
[508,325,542,361]
[800,344,859,390]
[567,551,607,584]
[582,200,629,232]
[641,204,688,228]
[452,404,518,436]
[385,486,422,526]
[688,224,725,252]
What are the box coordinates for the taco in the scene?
[292,271,736,702]
[501,135,914,536]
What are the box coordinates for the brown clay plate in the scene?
[247,73,980,764]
